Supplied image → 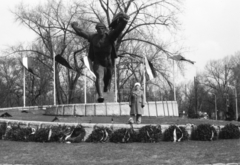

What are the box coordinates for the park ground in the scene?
[1,109,240,164]
[0,139,240,165]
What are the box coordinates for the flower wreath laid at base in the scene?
[86,126,112,143]
[137,125,162,143]
[191,124,218,141]
[0,122,240,143]
[0,122,86,143]
[110,128,138,143]
[163,125,189,142]
[219,123,240,139]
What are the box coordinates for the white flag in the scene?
[22,57,29,69]
[83,56,96,78]
[22,57,39,78]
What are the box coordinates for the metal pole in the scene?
[235,88,238,120]
[23,63,26,107]
[194,76,198,114]
[114,62,117,102]
[173,60,176,101]
[84,69,87,104]
[53,52,56,106]
[214,94,217,120]
[143,64,146,102]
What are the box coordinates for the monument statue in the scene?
[71,12,129,102]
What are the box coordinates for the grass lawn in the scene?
[1,109,240,126]
[0,139,240,165]
[1,109,240,164]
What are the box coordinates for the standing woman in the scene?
[129,82,145,124]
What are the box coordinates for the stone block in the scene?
[170,101,178,116]
[163,101,169,116]
[142,103,149,117]
[120,102,130,116]
[156,102,165,116]
[148,102,157,116]
[57,106,64,116]
[63,105,74,116]
[45,106,58,116]
[75,104,86,116]
[95,103,107,116]
[106,103,120,116]
[85,104,95,116]
[168,101,174,116]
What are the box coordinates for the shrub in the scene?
[137,125,162,143]
[110,128,138,143]
[219,123,240,139]
[191,124,217,141]
[86,126,112,143]
[163,125,189,142]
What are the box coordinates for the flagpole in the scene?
[53,52,56,106]
[23,61,26,107]
[143,62,146,103]
[84,69,87,104]
[114,62,117,102]
[173,60,176,101]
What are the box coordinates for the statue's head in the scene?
[95,23,107,36]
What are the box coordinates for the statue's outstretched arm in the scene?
[108,13,130,42]
[71,22,91,41]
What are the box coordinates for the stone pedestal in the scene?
[103,91,115,102]
[44,101,179,117]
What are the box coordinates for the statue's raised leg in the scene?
[93,64,104,102]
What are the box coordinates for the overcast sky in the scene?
[0,0,240,81]
[180,0,240,81]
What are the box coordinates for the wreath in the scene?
[110,128,138,143]
[191,124,217,141]
[219,123,240,139]
[0,122,7,140]
[86,126,112,143]
[163,125,189,142]
[137,125,162,143]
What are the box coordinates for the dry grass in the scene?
[0,140,240,165]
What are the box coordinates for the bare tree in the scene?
[8,0,183,104]
[71,0,183,101]
[0,57,22,107]
[11,0,91,104]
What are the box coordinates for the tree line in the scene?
[178,52,240,120]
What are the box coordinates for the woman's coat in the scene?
[129,90,145,115]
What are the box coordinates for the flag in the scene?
[144,56,156,80]
[148,60,157,78]
[22,57,39,78]
[169,55,195,64]
[82,56,96,78]
[55,54,73,70]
